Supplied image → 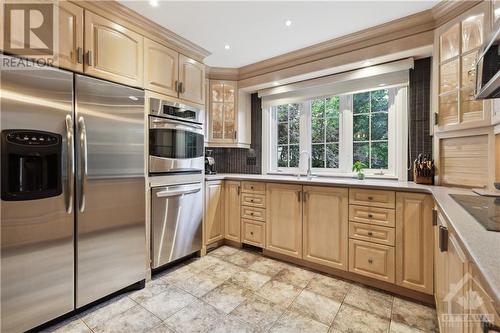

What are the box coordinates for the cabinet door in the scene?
[224,181,241,242]
[84,11,144,87]
[266,183,302,258]
[395,193,434,295]
[204,181,224,245]
[434,218,448,333]
[179,54,205,105]
[57,1,84,72]
[468,266,500,333]
[144,38,178,97]
[303,186,348,270]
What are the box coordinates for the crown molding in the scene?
[432,0,482,27]
[73,0,211,62]
[207,67,240,81]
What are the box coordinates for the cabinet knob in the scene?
[368,258,373,264]
[250,212,254,215]
[367,231,373,236]
[250,199,254,202]
[250,231,254,235]
[367,214,373,218]
[251,186,254,190]
[368,196,373,200]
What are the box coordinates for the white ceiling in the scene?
[120,1,438,68]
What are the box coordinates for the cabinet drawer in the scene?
[349,222,395,246]
[241,193,266,208]
[349,205,395,227]
[242,219,265,247]
[241,181,266,194]
[241,206,265,222]
[349,188,395,208]
[349,239,395,283]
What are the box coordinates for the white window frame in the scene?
[263,86,408,180]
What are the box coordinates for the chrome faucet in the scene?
[298,150,312,180]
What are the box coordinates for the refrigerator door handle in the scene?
[78,116,88,213]
[65,115,75,214]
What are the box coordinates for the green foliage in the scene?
[352,161,367,173]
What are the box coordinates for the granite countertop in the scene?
[206,173,500,304]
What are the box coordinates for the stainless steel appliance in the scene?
[450,194,500,232]
[475,25,500,99]
[148,97,204,174]
[151,175,203,268]
[1,55,146,333]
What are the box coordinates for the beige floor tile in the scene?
[330,304,390,333]
[231,294,287,331]
[269,310,330,333]
[45,318,91,333]
[208,245,241,259]
[305,274,352,302]
[209,314,259,333]
[289,289,341,325]
[343,284,393,319]
[130,278,170,303]
[92,305,161,333]
[389,321,427,333]
[228,269,271,291]
[140,285,196,320]
[161,264,196,285]
[202,281,253,314]
[247,257,290,276]
[185,256,225,272]
[164,299,226,333]
[225,251,261,267]
[147,324,175,333]
[257,280,302,307]
[391,297,438,332]
[174,270,228,297]
[204,260,245,280]
[272,266,316,288]
[80,295,136,329]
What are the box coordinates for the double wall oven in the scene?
[148,97,204,269]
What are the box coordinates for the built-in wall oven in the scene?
[148,97,205,269]
[148,98,204,175]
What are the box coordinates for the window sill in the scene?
[269,171,398,181]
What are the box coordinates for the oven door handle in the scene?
[150,117,203,132]
[156,187,201,198]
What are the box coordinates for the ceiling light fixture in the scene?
[149,0,159,7]
[224,44,231,50]
[128,96,139,101]
[285,19,292,27]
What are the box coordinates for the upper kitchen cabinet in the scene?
[179,54,206,105]
[57,1,84,72]
[434,2,492,132]
[144,39,179,98]
[207,80,251,148]
[84,11,144,88]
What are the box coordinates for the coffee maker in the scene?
[205,150,216,175]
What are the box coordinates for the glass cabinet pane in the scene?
[462,14,483,53]
[223,83,235,102]
[440,59,459,94]
[440,24,460,62]
[223,103,235,139]
[439,93,459,126]
[212,103,223,139]
[224,103,235,122]
[211,83,224,102]
[224,121,235,139]
[460,88,483,122]
[461,51,478,88]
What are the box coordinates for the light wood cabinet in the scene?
[468,266,500,333]
[266,183,302,258]
[349,205,395,227]
[242,219,265,247]
[303,186,348,270]
[144,38,179,98]
[349,239,395,283]
[179,54,205,105]
[204,181,224,245]
[349,188,395,209]
[434,2,492,132]
[84,11,144,88]
[349,222,395,246]
[57,1,84,72]
[395,192,434,295]
[224,181,241,242]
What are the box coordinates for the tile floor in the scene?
[43,246,438,333]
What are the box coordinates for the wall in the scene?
[408,57,433,181]
[205,93,262,174]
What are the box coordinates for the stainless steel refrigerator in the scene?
[1,55,146,333]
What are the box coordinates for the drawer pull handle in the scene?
[368,196,373,200]
[367,214,373,218]
[367,232,373,236]
[368,258,373,264]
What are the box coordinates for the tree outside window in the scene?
[311,96,340,168]
[277,103,300,168]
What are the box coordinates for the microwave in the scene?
[475,26,500,99]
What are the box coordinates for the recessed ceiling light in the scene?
[224,44,231,50]
[285,19,292,27]
[128,96,139,101]
[149,0,159,7]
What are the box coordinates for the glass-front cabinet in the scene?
[434,2,492,132]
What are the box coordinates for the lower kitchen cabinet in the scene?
[303,186,348,270]
[224,181,241,242]
[349,238,395,283]
[242,219,265,247]
[266,183,303,258]
[204,181,224,245]
[395,192,434,295]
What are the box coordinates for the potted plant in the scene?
[352,161,367,180]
